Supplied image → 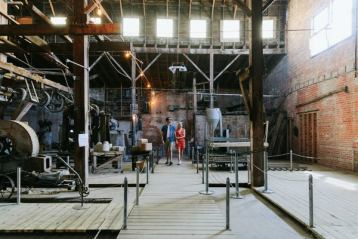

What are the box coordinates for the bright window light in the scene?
[123,17,140,37]
[312,8,329,34]
[328,0,352,46]
[89,17,102,24]
[262,19,274,39]
[190,20,207,38]
[157,18,173,38]
[309,0,352,56]
[50,17,67,25]
[221,20,240,42]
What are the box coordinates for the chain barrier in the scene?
[252,162,308,182]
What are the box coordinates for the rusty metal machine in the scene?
[0,120,82,200]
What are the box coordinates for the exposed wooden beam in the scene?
[0,7,68,70]
[73,0,89,185]
[92,0,113,23]
[296,86,348,108]
[249,0,264,187]
[0,36,27,54]
[0,41,130,53]
[20,0,73,43]
[262,0,275,12]
[237,67,251,116]
[0,61,72,93]
[234,0,252,17]
[48,0,56,16]
[84,0,103,14]
[0,23,120,36]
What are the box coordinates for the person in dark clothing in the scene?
[161,117,176,166]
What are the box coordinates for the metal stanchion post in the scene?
[17,167,21,205]
[232,152,243,199]
[290,150,293,171]
[226,177,230,230]
[196,148,199,174]
[146,159,149,184]
[200,143,213,195]
[262,149,273,194]
[66,156,70,170]
[309,174,314,228]
[230,152,233,173]
[136,168,139,205]
[151,151,154,173]
[247,156,251,185]
[123,177,128,230]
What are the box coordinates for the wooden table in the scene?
[91,150,124,173]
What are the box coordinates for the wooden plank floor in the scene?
[118,161,235,239]
[0,187,136,232]
[255,164,358,239]
[88,162,148,185]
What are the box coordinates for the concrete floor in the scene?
[213,188,314,239]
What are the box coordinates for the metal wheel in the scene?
[0,137,13,156]
[46,91,64,113]
[0,174,15,199]
[37,90,51,107]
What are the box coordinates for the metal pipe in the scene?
[226,177,230,230]
[146,158,149,184]
[17,167,21,205]
[290,149,293,172]
[136,168,139,205]
[309,174,314,228]
[123,177,128,230]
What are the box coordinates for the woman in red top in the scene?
[175,122,185,165]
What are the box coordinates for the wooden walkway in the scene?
[255,164,358,239]
[118,161,235,239]
[0,187,136,232]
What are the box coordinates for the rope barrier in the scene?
[268,153,290,158]
[292,153,316,159]
[252,163,308,182]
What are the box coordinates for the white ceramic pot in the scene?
[102,141,110,152]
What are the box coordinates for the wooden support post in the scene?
[249,0,264,187]
[73,0,89,185]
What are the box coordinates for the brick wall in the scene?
[141,91,193,147]
[265,0,358,171]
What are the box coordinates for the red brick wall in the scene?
[265,0,358,171]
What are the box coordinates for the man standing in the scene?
[161,117,176,166]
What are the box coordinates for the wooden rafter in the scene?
[0,23,120,36]
[0,61,72,93]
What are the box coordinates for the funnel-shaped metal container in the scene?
[206,108,221,136]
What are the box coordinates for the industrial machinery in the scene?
[0,120,84,200]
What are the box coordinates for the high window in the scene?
[190,20,207,38]
[157,18,173,38]
[262,19,274,39]
[309,0,353,56]
[221,20,240,42]
[123,17,140,37]
[50,17,67,25]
